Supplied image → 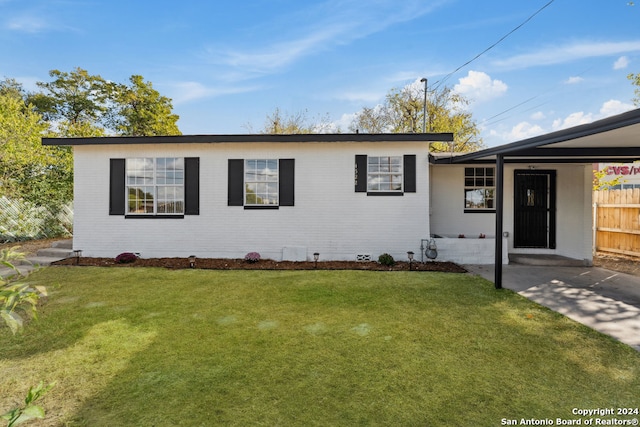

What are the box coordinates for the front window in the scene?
[245,159,279,205]
[464,167,495,211]
[367,156,403,192]
[126,158,184,215]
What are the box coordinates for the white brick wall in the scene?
[73,141,431,261]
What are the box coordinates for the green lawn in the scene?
[1,267,639,426]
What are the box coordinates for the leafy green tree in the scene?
[0,78,26,101]
[349,82,483,153]
[27,67,109,136]
[27,68,180,137]
[111,75,180,136]
[0,84,73,208]
[628,72,640,106]
[0,92,72,206]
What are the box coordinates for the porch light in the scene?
[189,255,196,268]
[313,252,319,268]
[73,249,82,265]
[407,251,414,270]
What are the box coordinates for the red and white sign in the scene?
[605,165,640,176]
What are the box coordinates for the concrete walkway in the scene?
[0,239,73,278]
[464,263,640,351]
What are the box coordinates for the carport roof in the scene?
[431,107,640,164]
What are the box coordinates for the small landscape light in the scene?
[407,251,414,270]
[189,255,196,269]
[73,249,82,265]
[313,252,319,268]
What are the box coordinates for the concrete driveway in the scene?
[464,264,640,352]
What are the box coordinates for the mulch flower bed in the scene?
[52,257,467,273]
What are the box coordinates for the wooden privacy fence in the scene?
[593,189,640,258]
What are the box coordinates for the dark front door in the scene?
[514,170,556,248]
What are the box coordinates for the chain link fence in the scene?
[0,196,73,242]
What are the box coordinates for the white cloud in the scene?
[505,121,545,141]
[453,71,507,103]
[332,112,358,132]
[614,56,630,70]
[168,81,258,104]
[5,15,49,33]
[552,112,594,131]
[487,99,635,144]
[492,40,640,70]
[565,76,584,84]
[599,99,635,116]
[549,100,635,131]
[3,7,77,34]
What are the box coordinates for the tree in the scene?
[111,75,180,136]
[628,72,640,106]
[27,67,109,136]
[349,80,483,153]
[27,68,181,137]
[256,108,335,134]
[0,84,73,208]
[0,78,26,101]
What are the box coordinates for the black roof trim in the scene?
[43,132,454,146]
[432,157,640,165]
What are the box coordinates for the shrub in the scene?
[244,252,261,263]
[115,252,138,264]
[378,253,395,266]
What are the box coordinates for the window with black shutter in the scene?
[109,157,199,217]
[354,154,416,196]
[228,158,295,209]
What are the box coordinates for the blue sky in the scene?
[1,0,638,147]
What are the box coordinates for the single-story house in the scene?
[43,108,640,284]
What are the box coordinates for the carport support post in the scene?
[494,154,504,289]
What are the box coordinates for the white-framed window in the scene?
[126,157,184,215]
[464,167,495,211]
[367,156,403,192]
[245,159,279,206]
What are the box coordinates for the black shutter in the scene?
[404,155,416,193]
[279,159,295,206]
[184,157,199,215]
[109,159,126,215]
[355,155,367,192]
[228,159,244,206]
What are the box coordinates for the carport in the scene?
[432,108,640,289]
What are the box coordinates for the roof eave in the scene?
[43,132,455,146]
